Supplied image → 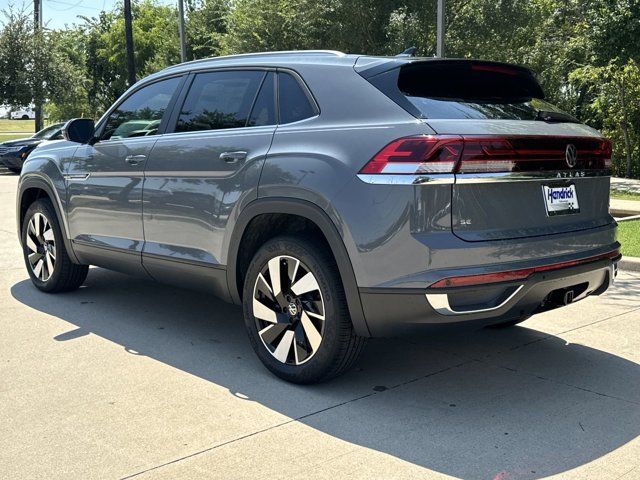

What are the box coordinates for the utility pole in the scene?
[124,0,136,86]
[178,0,186,63]
[436,0,445,58]
[33,0,43,132]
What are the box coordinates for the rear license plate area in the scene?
[542,184,580,216]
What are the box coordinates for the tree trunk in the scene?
[124,0,136,87]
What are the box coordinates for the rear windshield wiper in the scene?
[535,110,580,124]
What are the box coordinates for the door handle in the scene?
[219,151,247,164]
[125,154,147,166]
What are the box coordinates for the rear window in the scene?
[371,60,568,121]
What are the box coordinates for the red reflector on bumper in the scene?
[428,249,620,289]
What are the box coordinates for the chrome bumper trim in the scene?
[425,285,524,316]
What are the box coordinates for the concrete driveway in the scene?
[1,169,639,480]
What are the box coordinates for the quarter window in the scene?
[278,72,316,124]
[101,76,181,141]
[176,70,265,132]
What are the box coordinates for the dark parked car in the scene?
[16,51,619,383]
[0,123,64,173]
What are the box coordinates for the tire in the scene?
[243,235,366,384]
[21,199,88,293]
[21,115,29,120]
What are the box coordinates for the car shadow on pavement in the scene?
[11,268,640,480]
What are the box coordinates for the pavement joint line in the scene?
[617,465,639,479]
[119,361,473,479]
[507,305,640,353]
[402,308,640,406]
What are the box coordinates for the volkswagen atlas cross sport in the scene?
[17,51,619,383]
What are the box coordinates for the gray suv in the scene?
[17,51,619,383]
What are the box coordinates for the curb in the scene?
[611,209,640,217]
[619,256,640,272]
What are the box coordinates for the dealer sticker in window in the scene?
[542,184,580,216]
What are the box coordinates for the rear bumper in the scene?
[360,256,618,336]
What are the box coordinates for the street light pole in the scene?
[34,0,43,132]
[124,0,136,86]
[436,0,445,58]
[178,0,186,63]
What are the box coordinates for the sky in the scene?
[0,0,174,29]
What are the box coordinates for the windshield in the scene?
[32,123,64,140]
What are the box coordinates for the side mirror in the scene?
[63,118,95,144]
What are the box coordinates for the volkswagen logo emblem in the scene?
[565,144,578,168]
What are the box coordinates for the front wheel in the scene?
[22,199,88,292]
[243,236,366,384]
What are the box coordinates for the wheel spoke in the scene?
[304,309,324,321]
[291,272,320,296]
[33,258,44,278]
[253,298,278,323]
[267,257,282,297]
[34,214,41,236]
[45,252,54,277]
[26,235,38,253]
[285,257,300,292]
[256,273,272,295]
[272,330,294,363]
[28,252,42,265]
[259,323,289,345]
[301,311,322,352]
[43,228,54,242]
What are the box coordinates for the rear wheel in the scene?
[22,199,88,292]
[243,236,366,383]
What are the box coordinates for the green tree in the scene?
[223,0,332,53]
[0,6,80,128]
[83,0,180,115]
[186,0,229,59]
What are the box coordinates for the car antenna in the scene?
[396,46,417,57]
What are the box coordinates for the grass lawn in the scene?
[611,189,640,201]
[0,133,31,143]
[0,118,35,133]
[618,220,640,258]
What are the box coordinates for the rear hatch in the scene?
[360,59,613,242]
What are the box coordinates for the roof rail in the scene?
[163,50,346,71]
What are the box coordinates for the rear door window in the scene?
[278,72,317,124]
[248,72,276,127]
[176,70,265,132]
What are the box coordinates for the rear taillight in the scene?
[360,135,612,175]
[359,135,463,174]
